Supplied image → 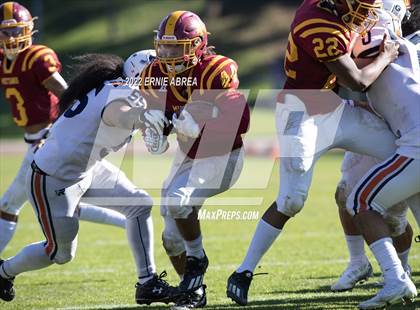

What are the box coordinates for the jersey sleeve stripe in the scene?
[165,11,187,35]
[206,59,233,89]
[199,55,226,90]
[21,45,46,71]
[294,18,349,35]
[28,48,55,70]
[146,63,158,98]
[140,63,149,95]
[300,27,349,44]
[170,84,187,102]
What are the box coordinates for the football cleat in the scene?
[0,260,15,302]
[179,253,209,293]
[358,272,417,309]
[376,264,412,287]
[171,285,207,309]
[135,271,178,305]
[226,270,254,306]
[331,261,373,292]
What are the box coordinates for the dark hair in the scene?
[59,53,124,114]
[402,4,420,37]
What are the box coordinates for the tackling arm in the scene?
[325,35,400,91]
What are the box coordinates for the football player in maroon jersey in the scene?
[0,1,127,256]
[226,0,414,308]
[139,10,250,308]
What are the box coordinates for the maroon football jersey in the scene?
[0,44,61,127]
[283,0,353,90]
[140,54,250,159]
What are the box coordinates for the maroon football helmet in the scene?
[334,0,382,34]
[0,1,35,58]
[154,11,208,74]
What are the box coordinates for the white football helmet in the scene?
[123,49,156,78]
[352,0,409,58]
[383,0,412,23]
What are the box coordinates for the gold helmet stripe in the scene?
[164,10,186,36]
[4,2,14,21]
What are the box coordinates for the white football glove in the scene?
[139,109,169,154]
[172,110,200,139]
[140,110,168,132]
[143,126,169,154]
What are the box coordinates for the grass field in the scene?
[0,149,419,310]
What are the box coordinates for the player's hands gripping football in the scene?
[172,110,201,139]
[380,33,400,64]
[139,110,170,154]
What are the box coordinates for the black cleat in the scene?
[171,284,207,309]
[0,260,15,302]
[226,270,254,306]
[135,271,178,305]
[179,253,209,293]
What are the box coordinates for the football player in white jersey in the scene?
[335,2,419,308]
[0,51,178,305]
[0,1,131,256]
[331,0,420,294]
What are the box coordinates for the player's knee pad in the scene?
[384,210,408,237]
[51,216,79,264]
[164,190,194,219]
[0,195,24,216]
[162,230,185,257]
[120,193,153,219]
[276,193,305,217]
[53,239,78,264]
[335,181,348,209]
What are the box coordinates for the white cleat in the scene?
[376,264,412,287]
[358,273,417,310]
[331,261,373,292]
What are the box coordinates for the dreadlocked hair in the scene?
[59,54,124,115]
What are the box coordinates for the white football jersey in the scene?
[35,79,143,181]
[367,37,420,159]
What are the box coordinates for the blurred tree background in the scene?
[0,0,299,137]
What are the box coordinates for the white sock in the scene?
[0,218,17,254]
[78,205,126,228]
[369,237,405,281]
[397,248,410,271]
[184,235,204,258]
[237,219,281,273]
[345,234,368,265]
[0,241,52,279]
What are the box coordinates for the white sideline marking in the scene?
[81,197,264,206]
[23,254,419,278]
[25,268,116,277]
[54,305,136,310]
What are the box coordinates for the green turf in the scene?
[0,151,419,309]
